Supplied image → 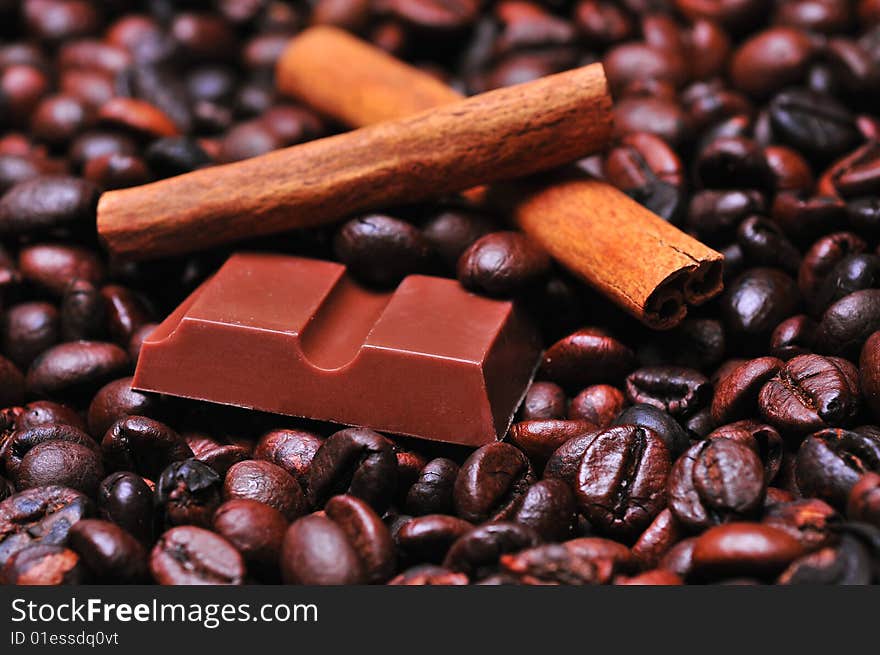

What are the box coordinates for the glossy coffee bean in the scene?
[87,377,163,439]
[325,494,395,583]
[758,354,861,434]
[454,442,534,523]
[729,27,815,98]
[0,176,98,235]
[799,232,867,298]
[568,384,624,427]
[405,457,459,516]
[388,564,468,585]
[213,499,287,578]
[26,341,128,401]
[253,428,323,489]
[457,231,551,297]
[777,535,873,584]
[632,508,684,568]
[97,472,153,543]
[861,331,880,420]
[60,279,105,342]
[815,289,880,359]
[722,268,801,342]
[668,438,766,531]
[17,439,104,496]
[763,498,839,550]
[0,486,90,566]
[690,523,805,580]
[395,514,474,564]
[511,479,575,542]
[281,514,365,585]
[223,459,306,522]
[308,428,397,511]
[421,208,495,270]
[540,327,635,391]
[68,519,147,583]
[442,522,540,578]
[1,544,87,585]
[155,459,222,528]
[686,189,766,244]
[101,416,192,480]
[796,428,880,508]
[520,381,567,420]
[711,357,783,424]
[575,425,671,538]
[625,366,711,418]
[508,419,597,461]
[708,420,784,484]
[737,216,801,273]
[150,526,244,585]
[768,89,861,161]
[848,472,880,526]
[613,403,690,456]
[1,301,59,369]
[770,315,817,359]
[18,243,104,296]
[499,542,610,585]
[811,254,880,316]
[333,214,432,288]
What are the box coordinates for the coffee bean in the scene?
[764,145,814,193]
[758,354,861,434]
[405,457,459,516]
[325,494,396,583]
[150,526,244,585]
[395,514,474,564]
[799,232,867,298]
[632,508,684,568]
[421,208,495,270]
[796,428,880,508]
[17,440,104,496]
[144,137,212,178]
[540,327,635,391]
[333,214,432,288]
[223,459,306,522]
[60,279,105,342]
[101,416,192,480]
[668,438,766,530]
[659,536,698,578]
[388,564,469,585]
[454,443,534,523]
[848,472,880,526]
[0,355,24,408]
[816,289,880,358]
[0,176,98,236]
[19,243,104,296]
[281,514,364,585]
[690,523,805,580]
[1,301,59,369]
[508,419,597,462]
[0,486,90,566]
[68,519,147,582]
[87,377,163,438]
[722,268,801,342]
[708,420,785,484]
[213,499,286,579]
[768,89,862,161]
[511,479,575,541]
[98,97,180,139]
[730,27,815,98]
[770,315,817,359]
[442,522,540,578]
[763,498,839,549]
[1,544,86,585]
[500,542,610,585]
[737,216,802,273]
[687,189,766,244]
[613,403,690,456]
[625,366,711,418]
[254,428,324,491]
[155,459,221,528]
[568,384,625,427]
[520,381,567,421]
[777,534,873,584]
[712,357,783,424]
[97,472,153,543]
[457,231,550,297]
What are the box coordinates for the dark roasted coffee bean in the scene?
[668,439,766,531]
[722,268,801,342]
[613,96,690,146]
[568,385,625,428]
[659,536,697,578]
[777,535,873,584]
[540,327,635,391]
[396,514,474,564]
[613,404,690,456]
[768,89,861,161]
[771,315,818,360]
[156,459,221,528]
[499,542,610,585]
[0,355,24,408]
[442,522,540,578]
[764,145,814,193]
[68,519,147,583]
[0,486,90,566]
[87,377,163,439]
[308,428,397,511]
[97,472,152,543]
[281,514,364,585]
[625,366,710,418]
[60,279,105,342]
[815,289,880,359]
[457,231,550,297]
[711,357,783,424]
[696,137,774,192]
[333,214,432,288]
[847,196,880,235]
[709,420,784,484]
[388,564,468,585]
[763,498,839,550]
[145,137,212,178]
[101,416,192,480]
[811,254,880,316]
[687,189,766,244]
[511,479,575,542]
[19,243,104,297]
[405,457,459,516]
[632,508,684,568]
[150,526,244,585]
[690,523,805,581]
[574,425,670,538]
[223,459,306,522]
[17,440,103,497]
[1,301,59,369]
[848,472,880,526]
[729,27,815,98]
[454,443,534,523]
[736,216,801,273]
[1,544,86,585]
[254,428,323,490]
[100,285,151,345]
[185,433,250,477]
[862,331,880,421]
[508,419,597,462]
[520,381,567,421]
[26,341,128,401]
[799,232,867,298]
[0,176,98,236]
[758,354,861,434]
[325,494,395,583]
[796,428,880,508]
[213,499,286,579]
[421,208,495,270]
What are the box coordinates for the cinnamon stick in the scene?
[97,62,613,260]
[277,26,723,329]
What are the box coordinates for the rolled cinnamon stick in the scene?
[277,26,723,329]
[97,61,612,260]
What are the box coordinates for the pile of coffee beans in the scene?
[2,0,880,585]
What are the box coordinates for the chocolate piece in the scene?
[133,254,541,446]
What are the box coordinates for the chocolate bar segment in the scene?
[133,253,541,446]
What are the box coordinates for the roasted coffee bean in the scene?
[729,27,815,98]
[686,189,766,244]
[213,499,286,579]
[98,97,180,139]
[613,96,690,146]
[87,377,163,438]
[17,440,103,496]
[253,428,323,490]
[454,443,534,524]
[770,315,818,360]
[540,327,635,391]
[520,381,567,421]
[659,536,698,578]
[281,514,364,585]
[712,357,784,424]
[811,254,880,316]
[97,472,152,543]
[308,428,397,511]
[1,301,59,369]
[144,137,212,177]
[395,514,474,564]
[0,355,24,408]
[457,231,550,297]
[690,523,805,581]
[83,148,150,188]
[68,131,138,171]
[442,522,541,578]
[421,208,495,270]
[499,542,610,585]
[325,494,395,583]
[777,534,873,584]
[764,145,814,193]
[155,459,222,528]
[333,214,432,288]
[625,366,711,418]
[768,89,862,161]
[101,416,192,480]
[862,331,880,421]
[722,268,801,342]
[568,385,625,427]
[387,564,469,585]
[796,428,880,508]
[668,438,766,531]
[737,216,802,273]
[19,243,104,296]
[613,404,690,456]
[848,472,880,526]
[847,196,880,235]
[185,433,250,477]
[0,486,90,566]
[60,279,105,342]
[708,420,784,484]
[26,341,129,401]
[223,459,306,522]
[632,508,684,568]
[815,289,880,358]
[150,526,244,585]
[696,137,774,192]
[758,354,861,434]
[1,544,86,585]
[68,519,147,583]
[405,457,459,516]
[574,425,670,539]
[799,232,867,298]
[508,419,597,462]
[764,498,839,549]
[511,479,575,542]
[0,176,98,235]
[100,285,151,345]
